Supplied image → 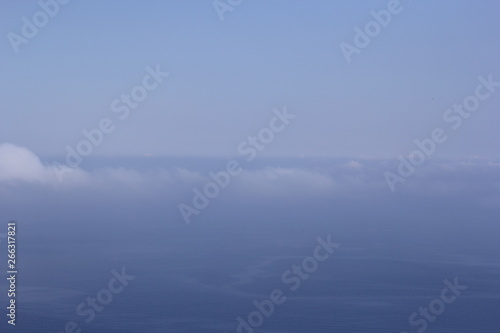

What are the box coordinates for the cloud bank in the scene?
[1,143,499,205]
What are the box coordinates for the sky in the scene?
[1,0,499,159]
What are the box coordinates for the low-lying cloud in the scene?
[1,143,500,207]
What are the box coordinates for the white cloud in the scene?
[342,160,363,169]
[0,144,222,191]
[2,143,500,210]
[234,167,335,196]
[0,143,53,183]
[0,143,100,186]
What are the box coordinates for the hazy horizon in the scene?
[1,0,499,332]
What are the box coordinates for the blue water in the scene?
[1,217,498,333]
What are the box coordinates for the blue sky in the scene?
[1,0,499,158]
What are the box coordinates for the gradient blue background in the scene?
[0,1,499,332]
[1,0,499,159]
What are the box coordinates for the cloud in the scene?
[342,160,363,169]
[1,143,500,238]
[0,143,95,187]
[0,143,54,183]
[234,167,335,196]
[0,144,232,191]
[2,143,500,209]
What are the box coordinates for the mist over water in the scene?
[2,0,500,331]
[0,156,498,332]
